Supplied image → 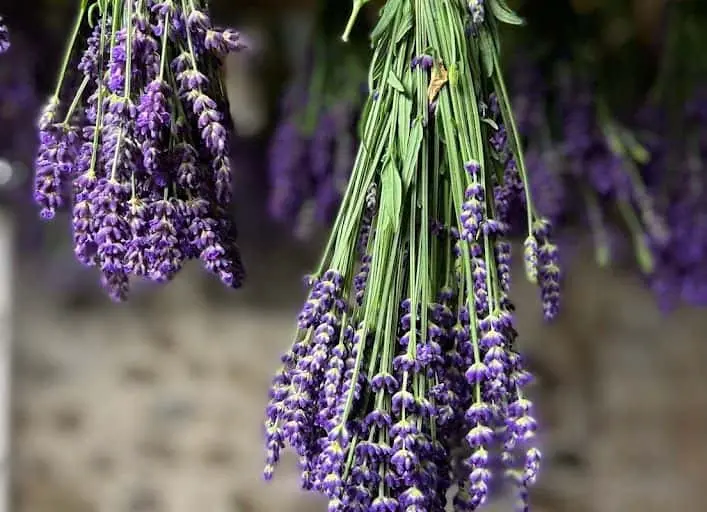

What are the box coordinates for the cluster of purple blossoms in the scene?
[32,0,246,300]
[265,4,548,510]
[265,192,543,510]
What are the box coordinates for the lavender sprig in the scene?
[31,0,246,300]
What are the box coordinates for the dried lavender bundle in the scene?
[267,2,369,237]
[264,0,558,510]
[32,0,246,300]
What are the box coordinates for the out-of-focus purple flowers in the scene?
[0,34,38,163]
[510,62,659,272]
[645,92,707,310]
[0,16,9,54]
[32,0,247,300]
[508,53,707,311]
[267,35,367,238]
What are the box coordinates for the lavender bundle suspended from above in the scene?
[510,58,669,284]
[32,0,246,300]
[264,0,559,510]
[267,5,369,238]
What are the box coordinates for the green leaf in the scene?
[481,117,499,130]
[387,72,407,94]
[369,48,386,88]
[479,28,495,78]
[448,63,459,88]
[397,96,412,148]
[395,3,413,44]
[380,160,402,234]
[370,0,399,44]
[489,0,525,26]
[401,120,424,190]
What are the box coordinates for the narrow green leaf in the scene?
[369,48,386,88]
[479,28,495,78]
[370,0,399,44]
[395,2,413,44]
[387,72,407,94]
[481,117,499,130]
[398,97,412,147]
[401,120,424,190]
[448,63,459,88]
[489,0,525,26]
[380,160,402,234]
[397,68,413,147]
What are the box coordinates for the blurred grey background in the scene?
[6,1,707,511]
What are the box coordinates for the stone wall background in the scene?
[10,234,707,512]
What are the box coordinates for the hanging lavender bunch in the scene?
[264,0,557,510]
[0,16,9,54]
[507,57,668,275]
[267,1,369,238]
[0,33,42,250]
[32,0,247,301]
[641,91,707,311]
[0,34,39,163]
[643,1,707,310]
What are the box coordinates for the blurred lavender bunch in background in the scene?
[641,93,707,311]
[506,0,707,313]
[0,32,42,242]
[266,0,369,239]
[32,0,247,301]
[509,55,669,288]
[0,34,38,165]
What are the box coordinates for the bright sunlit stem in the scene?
[342,0,369,42]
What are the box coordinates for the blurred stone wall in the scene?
[10,239,707,512]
